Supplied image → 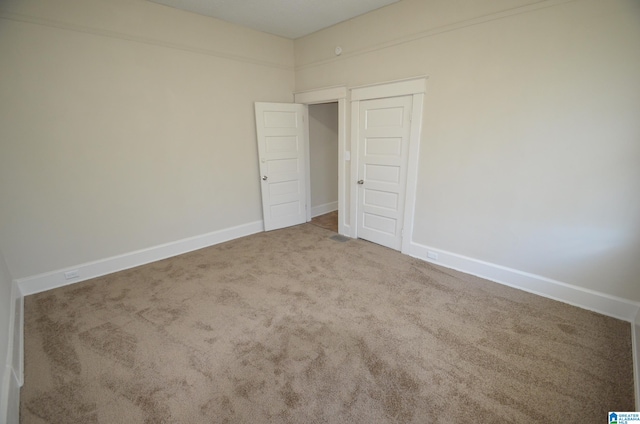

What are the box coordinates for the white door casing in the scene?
[294,87,348,236]
[255,102,308,231]
[356,95,413,250]
[350,77,426,252]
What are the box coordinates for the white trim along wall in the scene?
[634,310,640,409]
[9,281,23,423]
[1,281,22,424]
[17,221,264,296]
[407,241,639,322]
[311,202,338,218]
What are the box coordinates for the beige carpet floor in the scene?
[21,224,634,423]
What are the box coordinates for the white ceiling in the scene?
[148,0,400,39]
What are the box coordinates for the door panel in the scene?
[356,96,412,250]
[364,189,398,210]
[255,103,307,231]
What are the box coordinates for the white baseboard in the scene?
[12,282,23,388]
[6,370,19,424]
[1,281,22,424]
[406,241,640,323]
[339,223,351,238]
[17,221,264,296]
[0,365,8,424]
[634,310,640,410]
[408,241,640,406]
[311,202,338,218]
[1,366,20,424]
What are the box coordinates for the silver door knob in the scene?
[262,176,268,181]
[357,179,364,185]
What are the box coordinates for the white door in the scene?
[255,102,308,231]
[356,95,412,250]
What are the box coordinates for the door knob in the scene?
[262,176,268,181]
[357,179,364,185]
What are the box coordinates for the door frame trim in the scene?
[294,87,349,236]
[350,77,426,252]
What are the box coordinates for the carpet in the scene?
[20,224,634,423]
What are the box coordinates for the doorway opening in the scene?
[308,102,339,233]
[294,86,348,237]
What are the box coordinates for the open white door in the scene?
[356,95,413,250]
[255,102,308,231]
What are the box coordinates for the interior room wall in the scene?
[308,103,339,215]
[0,0,294,280]
[295,0,640,302]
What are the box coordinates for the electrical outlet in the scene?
[64,270,80,280]
[427,251,438,260]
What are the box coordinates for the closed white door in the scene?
[356,95,412,250]
[254,103,307,231]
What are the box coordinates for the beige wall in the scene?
[308,103,339,211]
[296,0,640,301]
[0,0,294,278]
[1,0,639,304]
